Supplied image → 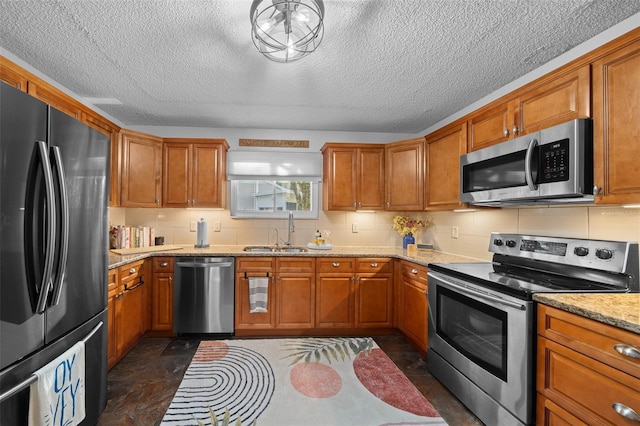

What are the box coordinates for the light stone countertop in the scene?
[533,293,640,335]
[108,244,479,269]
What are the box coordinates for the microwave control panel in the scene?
[539,138,569,183]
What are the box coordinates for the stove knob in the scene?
[574,247,589,257]
[493,239,503,246]
[596,249,613,260]
[506,240,517,248]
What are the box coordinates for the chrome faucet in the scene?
[285,211,295,246]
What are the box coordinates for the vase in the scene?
[403,233,415,249]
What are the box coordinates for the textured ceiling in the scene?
[1,1,639,134]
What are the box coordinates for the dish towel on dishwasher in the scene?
[249,277,269,313]
[29,340,86,426]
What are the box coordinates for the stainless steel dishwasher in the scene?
[174,257,235,334]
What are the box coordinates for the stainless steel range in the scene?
[427,233,639,426]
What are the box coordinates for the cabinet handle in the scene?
[370,263,378,268]
[614,344,640,359]
[115,292,124,299]
[512,126,519,135]
[332,262,340,267]
[411,268,418,274]
[593,185,602,196]
[124,279,144,292]
[612,403,640,422]
[169,277,173,282]
[129,267,136,274]
[160,262,168,267]
[503,129,509,137]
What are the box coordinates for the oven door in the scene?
[427,270,534,425]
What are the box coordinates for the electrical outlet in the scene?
[213,221,221,232]
[352,223,359,233]
[451,226,459,239]
[190,221,197,232]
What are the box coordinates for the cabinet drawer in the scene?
[108,268,118,295]
[400,261,428,287]
[277,257,315,273]
[537,336,640,425]
[316,257,355,274]
[538,305,640,378]
[357,258,392,274]
[236,257,275,273]
[118,260,145,285]
[152,257,174,273]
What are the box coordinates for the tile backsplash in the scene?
[109,205,640,261]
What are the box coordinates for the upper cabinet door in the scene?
[162,139,228,208]
[322,143,384,211]
[425,121,467,210]
[120,130,163,207]
[385,138,424,211]
[162,141,191,208]
[592,37,640,204]
[467,64,590,152]
[191,142,227,208]
[514,64,590,135]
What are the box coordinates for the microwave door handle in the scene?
[524,138,538,191]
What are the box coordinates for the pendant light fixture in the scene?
[250,0,324,63]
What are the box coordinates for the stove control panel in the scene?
[488,233,639,274]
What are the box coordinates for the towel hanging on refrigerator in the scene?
[29,341,86,426]
[248,277,269,313]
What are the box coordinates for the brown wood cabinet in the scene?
[120,129,163,207]
[235,257,276,329]
[321,143,385,211]
[110,260,147,368]
[107,268,119,370]
[397,261,428,354]
[275,257,315,328]
[151,257,174,331]
[424,120,467,210]
[537,304,640,425]
[27,81,82,120]
[355,258,393,328]
[467,64,590,152]
[592,36,640,204]
[316,258,356,328]
[385,138,424,210]
[162,138,228,208]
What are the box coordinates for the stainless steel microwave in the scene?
[460,118,593,206]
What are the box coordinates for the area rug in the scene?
[161,337,447,426]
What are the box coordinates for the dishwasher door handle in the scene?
[176,262,233,268]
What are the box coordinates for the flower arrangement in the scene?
[392,215,431,236]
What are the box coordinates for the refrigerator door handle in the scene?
[0,321,104,403]
[34,141,57,314]
[49,146,69,307]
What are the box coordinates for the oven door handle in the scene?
[434,273,527,311]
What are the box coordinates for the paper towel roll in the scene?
[195,218,209,248]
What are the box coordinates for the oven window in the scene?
[436,286,508,381]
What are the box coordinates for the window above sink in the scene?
[227,150,321,219]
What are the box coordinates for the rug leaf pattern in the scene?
[280,337,374,365]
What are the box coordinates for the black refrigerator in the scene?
[0,82,109,424]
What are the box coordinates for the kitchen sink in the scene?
[242,245,308,253]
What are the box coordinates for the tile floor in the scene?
[97,334,483,425]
